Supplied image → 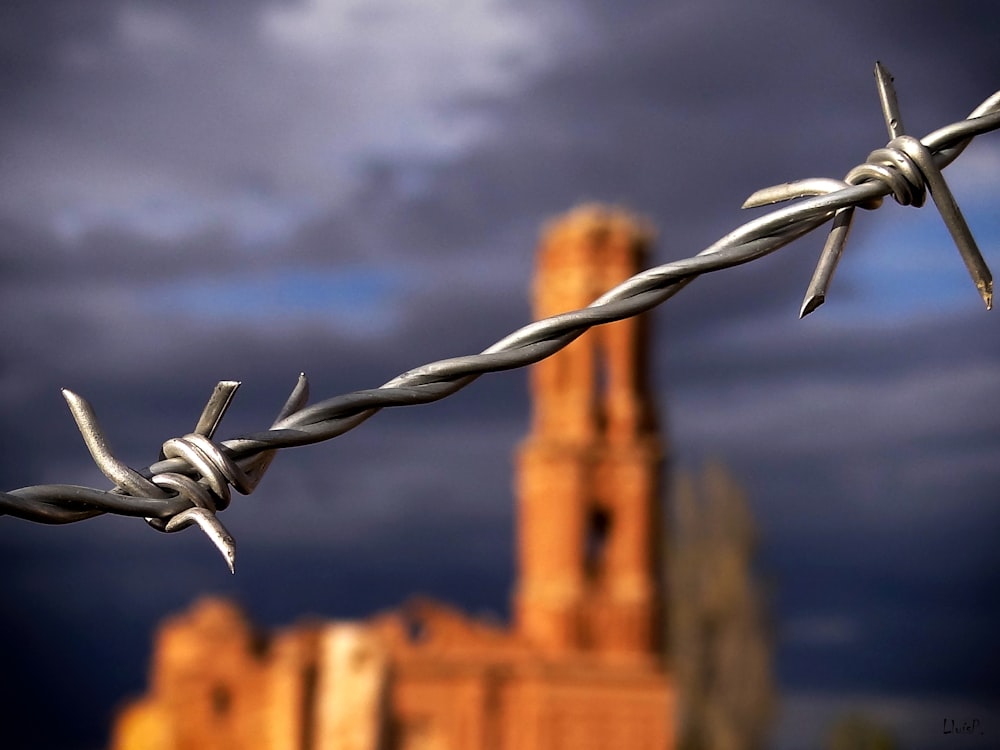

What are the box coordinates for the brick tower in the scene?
[515,205,665,659]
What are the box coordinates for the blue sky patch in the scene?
[824,198,998,324]
[150,266,406,334]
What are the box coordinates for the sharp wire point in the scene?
[62,388,164,498]
[874,61,906,139]
[165,507,237,574]
[799,206,856,319]
[740,179,852,209]
[741,187,784,209]
[799,294,825,319]
[892,136,994,308]
[193,381,241,439]
[243,372,313,492]
[278,373,310,423]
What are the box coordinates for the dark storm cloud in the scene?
[2,1,1000,749]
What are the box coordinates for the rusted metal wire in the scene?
[2,64,998,571]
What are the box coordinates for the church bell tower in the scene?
[514,205,666,660]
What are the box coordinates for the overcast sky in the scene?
[1,2,999,749]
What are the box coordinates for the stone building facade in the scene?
[110,206,675,750]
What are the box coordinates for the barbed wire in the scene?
[3,64,999,572]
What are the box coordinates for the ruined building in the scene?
[110,206,675,750]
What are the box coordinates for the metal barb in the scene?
[62,389,166,499]
[800,206,854,318]
[742,178,852,209]
[193,381,241,439]
[150,473,235,571]
[874,61,905,139]
[146,382,249,572]
[891,135,993,309]
[800,61,907,318]
[164,507,236,574]
[148,376,307,572]
[242,373,310,491]
[740,178,863,319]
[798,63,992,316]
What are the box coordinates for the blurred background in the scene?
[1,1,999,748]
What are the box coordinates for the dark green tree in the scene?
[670,461,775,750]
[827,714,899,750]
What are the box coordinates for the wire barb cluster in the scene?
[2,64,999,571]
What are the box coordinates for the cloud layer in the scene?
[2,1,999,748]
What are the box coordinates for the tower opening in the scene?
[584,506,613,581]
[211,683,232,719]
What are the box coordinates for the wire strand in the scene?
[3,75,999,571]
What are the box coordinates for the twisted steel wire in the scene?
[3,65,1000,571]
